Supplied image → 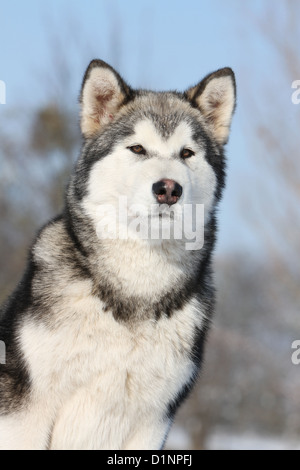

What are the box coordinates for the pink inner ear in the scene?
[94,90,115,120]
[208,96,222,109]
[96,89,114,104]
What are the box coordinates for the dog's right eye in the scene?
[127,145,146,155]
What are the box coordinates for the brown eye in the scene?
[128,145,146,155]
[181,148,195,159]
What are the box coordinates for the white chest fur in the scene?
[19,279,204,449]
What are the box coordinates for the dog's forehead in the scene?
[131,119,193,152]
[130,92,198,140]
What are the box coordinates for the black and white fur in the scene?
[0,60,236,450]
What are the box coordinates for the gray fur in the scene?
[0,60,235,449]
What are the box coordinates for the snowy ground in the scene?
[166,426,300,450]
[207,429,300,450]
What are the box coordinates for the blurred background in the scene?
[0,0,299,450]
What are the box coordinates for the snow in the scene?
[207,429,300,450]
[166,425,300,450]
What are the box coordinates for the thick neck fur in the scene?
[91,238,198,296]
[65,193,215,322]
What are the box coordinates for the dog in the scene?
[0,59,236,449]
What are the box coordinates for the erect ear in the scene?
[185,68,236,146]
[80,59,132,138]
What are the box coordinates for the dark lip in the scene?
[157,212,175,219]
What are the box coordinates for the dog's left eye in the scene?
[181,148,195,159]
[128,145,146,155]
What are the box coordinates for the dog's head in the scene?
[70,60,236,249]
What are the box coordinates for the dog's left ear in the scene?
[80,59,132,138]
[185,68,236,145]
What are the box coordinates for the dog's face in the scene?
[73,60,236,247]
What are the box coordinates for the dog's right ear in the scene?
[80,60,132,138]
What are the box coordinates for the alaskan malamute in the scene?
[0,60,236,449]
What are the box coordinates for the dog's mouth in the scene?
[151,204,177,219]
[157,212,175,220]
[127,208,176,220]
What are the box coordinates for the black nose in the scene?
[152,179,183,206]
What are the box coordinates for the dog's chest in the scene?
[21,282,203,447]
[24,289,201,394]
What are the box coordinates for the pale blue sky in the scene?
[0,0,244,98]
[0,0,294,255]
